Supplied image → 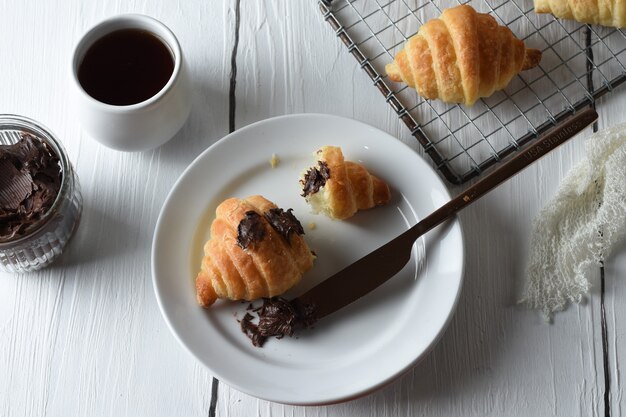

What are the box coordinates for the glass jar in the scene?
[0,115,82,272]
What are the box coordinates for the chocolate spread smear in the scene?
[236,210,266,249]
[301,161,330,197]
[264,208,304,243]
[240,297,318,347]
[0,133,62,240]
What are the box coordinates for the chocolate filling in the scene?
[236,210,266,249]
[236,207,314,347]
[240,297,318,347]
[300,161,330,197]
[264,207,304,243]
[0,133,62,240]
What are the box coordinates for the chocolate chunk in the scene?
[264,208,304,243]
[300,161,330,197]
[240,297,318,347]
[256,297,299,340]
[236,210,266,249]
[0,133,62,240]
[240,312,267,347]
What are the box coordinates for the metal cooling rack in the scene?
[319,0,626,184]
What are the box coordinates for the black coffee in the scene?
[78,28,174,106]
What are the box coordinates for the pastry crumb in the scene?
[307,222,317,230]
[270,153,280,168]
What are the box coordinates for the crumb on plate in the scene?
[270,153,280,168]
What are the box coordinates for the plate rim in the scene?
[151,113,465,405]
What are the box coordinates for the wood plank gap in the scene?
[208,376,219,417]
[585,25,611,417]
[228,0,242,134]
[209,1,242,416]
[600,265,611,417]
[584,25,599,133]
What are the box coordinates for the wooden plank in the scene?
[594,96,626,417]
[0,0,233,416]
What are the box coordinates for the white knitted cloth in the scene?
[521,123,626,317]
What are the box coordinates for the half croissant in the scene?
[300,146,391,220]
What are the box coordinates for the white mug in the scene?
[70,14,191,152]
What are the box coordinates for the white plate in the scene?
[152,114,464,405]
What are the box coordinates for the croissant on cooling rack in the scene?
[385,4,542,106]
[195,195,315,307]
[300,146,391,220]
[534,0,626,28]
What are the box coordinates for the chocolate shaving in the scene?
[300,161,330,197]
[264,208,304,243]
[0,133,62,240]
[240,312,266,347]
[240,297,318,347]
[236,210,266,249]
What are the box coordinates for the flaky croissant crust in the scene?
[385,4,541,106]
[196,195,314,307]
[535,0,626,28]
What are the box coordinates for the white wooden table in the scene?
[1,1,625,416]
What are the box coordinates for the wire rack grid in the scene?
[319,0,626,184]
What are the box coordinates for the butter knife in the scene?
[294,108,598,320]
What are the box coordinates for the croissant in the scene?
[534,0,626,28]
[385,4,542,106]
[195,195,315,307]
[300,146,391,220]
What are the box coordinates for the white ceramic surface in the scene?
[152,114,465,405]
[70,14,191,152]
